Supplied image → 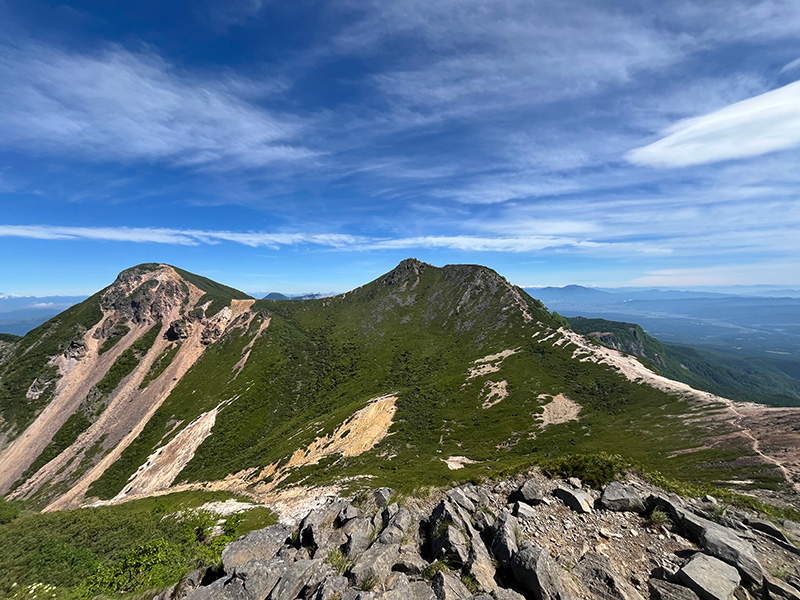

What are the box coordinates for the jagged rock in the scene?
[488,511,518,566]
[510,541,573,600]
[514,501,537,519]
[166,318,191,340]
[553,486,592,514]
[512,479,545,505]
[170,567,215,599]
[226,557,290,600]
[448,488,477,513]
[430,499,470,566]
[648,579,701,600]
[343,517,374,557]
[393,550,430,576]
[64,339,88,360]
[315,575,351,600]
[410,581,438,600]
[374,488,394,508]
[349,542,400,588]
[381,573,415,600]
[648,496,763,586]
[676,554,740,600]
[473,509,495,532]
[379,507,412,545]
[764,574,800,600]
[222,524,291,573]
[432,523,470,566]
[781,519,800,541]
[431,571,471,600]
[573,551,644,600]
[746,518,789,542]
[491,588,526,600]
[269,559,330,600]
[567,477,582,488]
[459,483,492,507]
[277,546,298,561]
[339,504,362,525]
[600,482,645,513]
[300,500,348,552]
[701,524,763,585]
[453,503,497,593]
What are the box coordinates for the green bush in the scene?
[539,452,629,488]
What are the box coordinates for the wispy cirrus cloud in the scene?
[628,80,800,167]
[0,224,669,255]
[0,43,312,170]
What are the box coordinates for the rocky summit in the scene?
[0,259,799,599]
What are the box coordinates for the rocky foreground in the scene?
[155,472,800,600]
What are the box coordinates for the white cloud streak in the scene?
[628,80,800,167]
[0,44,312,169]
[0,224,665,255]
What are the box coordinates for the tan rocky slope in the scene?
[0,264,262,508]
[154,471,800,600]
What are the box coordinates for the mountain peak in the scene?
[381,258,430,285]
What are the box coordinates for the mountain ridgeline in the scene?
[0,260,794,513]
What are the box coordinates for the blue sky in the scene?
[1,0,800,295]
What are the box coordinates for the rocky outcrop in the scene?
[166,471,800,600]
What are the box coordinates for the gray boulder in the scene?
[514,501,537,520]
[487,511,519,566]
[314,575,351,600]
[473,509,495,532]
[510,542,573,600]
[573,551,644,600]
[746,518,789,542]
[229,557,290,600]
[268,559,330,600]
[222,524,291,573]
[553,486,592,514]
[491,589,526,600]
[764,574,800,600]
[512,479,545,505]
[379,507,412,545]
[343,517,374,557]
[448,488,477,513]
[338,504,363,525]
[374,488,394,508]
[349,542,401,588]
[701,524,763,585]
[410,581,438,600]
[648,579,700,600]
[430,500,470,566]
[600,482,645,513]
[431,571,471,600]
[393,550,430,576]
[676,554,740,600]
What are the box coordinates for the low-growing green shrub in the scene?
[539,452,629,488]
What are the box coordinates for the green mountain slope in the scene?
[89,260,784,504]
[0,260,792,513]
[567,316,800,406]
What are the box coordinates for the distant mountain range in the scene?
[525,285,800,361]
